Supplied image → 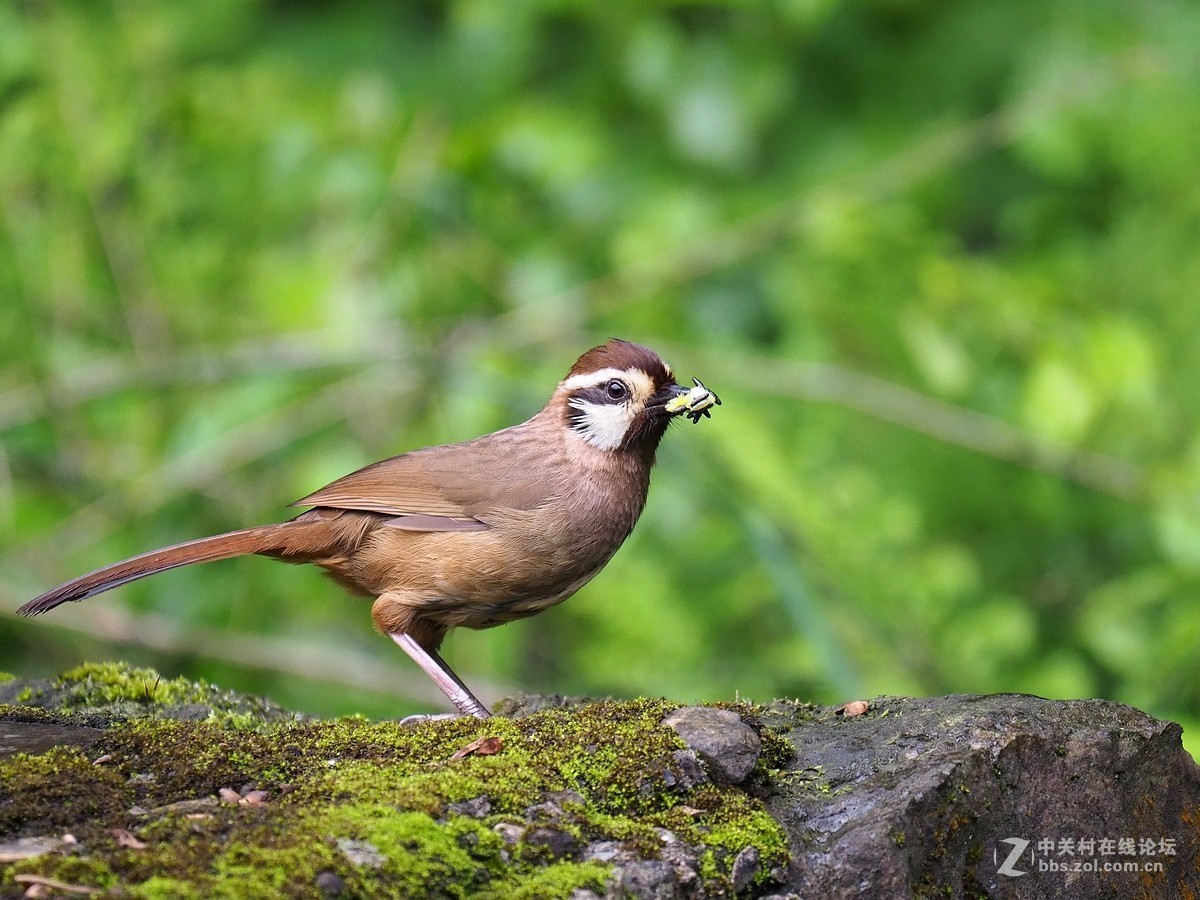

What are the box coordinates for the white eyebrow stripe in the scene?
[561,368,642,391]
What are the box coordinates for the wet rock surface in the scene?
[0,720,104,759]
[759,693,1200,899]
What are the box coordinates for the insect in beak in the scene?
[665,378,722,423]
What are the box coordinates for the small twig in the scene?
[0,329,408,432]
[701,352,1146,502]
[14,370,396,564]
[14,873,101,895]
[572,49,1144,314]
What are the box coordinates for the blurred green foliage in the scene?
[3,0,1199,752]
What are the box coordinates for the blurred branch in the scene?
[576,50,1142,309]
[46,13,171,360]
[11,369,407,572]
[0,602,513,712]
[2,327,1148,527]
[0,330,405,432]
[0,317,560,434]
[706,351,1147,502]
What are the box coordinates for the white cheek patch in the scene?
[568,398,637,451]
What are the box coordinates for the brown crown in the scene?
[567,339,674,388]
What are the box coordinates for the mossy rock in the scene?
[0,664,789,898]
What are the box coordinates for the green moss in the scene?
[3,662,300,727]
[6,856,119,894]
[754,723,797,773]
[131,876,204,899]
[58,662,176,703]
[210,833,340,899]
[0,703,63,723]
[776,764,833,794]
[671,787,789,889]
[506,861,611,899]
[2,664,790,897]
[0,672,15,684]
[0,746,131,834]
[298,804,499,897]
[702,797,788,861]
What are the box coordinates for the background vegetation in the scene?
[3,0,1198,753]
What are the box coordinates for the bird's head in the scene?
[553,339,719,463]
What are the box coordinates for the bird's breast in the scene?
[352,458,651,628]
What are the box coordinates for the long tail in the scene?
[19,525,290,616]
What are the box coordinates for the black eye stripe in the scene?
[569,381,630,407]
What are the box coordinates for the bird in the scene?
[18,339,720,718]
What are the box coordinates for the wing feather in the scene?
[291,427,556,527]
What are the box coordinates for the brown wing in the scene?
[290,426,556,526]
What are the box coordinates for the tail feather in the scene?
[18,526,286,617]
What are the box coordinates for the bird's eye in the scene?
[606,379,629,401]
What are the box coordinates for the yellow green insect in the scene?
[666,377,722,423]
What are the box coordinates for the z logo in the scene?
[995,838,1030,877]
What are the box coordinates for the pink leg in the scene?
[390,632,491,718]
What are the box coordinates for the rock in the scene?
[665,749,708,790]
[447,796,492,818]
[582,840,629,864]
[525,826,580,859]
[582,841,615,862]
[546,789,586,807]
[492,822,524,845]
[525,798,570,821]
[586,833,702,893]
[0,721,104,759]
[335,838,385,868]
[662,707,761,785]
[314,870,346,896]
[608,859,678,899]
[760,693,1200,899]
[730,845,760,893]
[6,665,1196,899]
[658,840,701,889]
[0,836,67,863]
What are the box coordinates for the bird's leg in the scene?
[389,632,492,718]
